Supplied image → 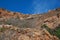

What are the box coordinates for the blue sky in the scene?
[0,0,60,14]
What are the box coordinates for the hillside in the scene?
[0,8,60,40]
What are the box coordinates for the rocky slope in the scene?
[0,8,60,40]
[0,24,59,40]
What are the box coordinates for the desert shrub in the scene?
[41,24,60,38]
[41,24,54,34]
[0,27,6,32]
[54,28,60,38]
[53,24,60,38]
[5,20,11,25]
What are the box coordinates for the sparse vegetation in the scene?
[41,24,54,34]
[0,8,60,40]
[41,24,60,38]
[0,27,6,32]
[5,18,26,27]
[5,17,34,28]
[53,24,60,38]
[54,28,60,38]
[5,18,20,25]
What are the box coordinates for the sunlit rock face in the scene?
[0,25,59,40]
[0,8,60,29]
[0,8,60,40]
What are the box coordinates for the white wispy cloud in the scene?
[32,0,58,14]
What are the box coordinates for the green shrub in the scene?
[54,29,60,38]
[0,27,6,32]
[41,24,60,38]
[41,24,54,34]
[53,26,60,38]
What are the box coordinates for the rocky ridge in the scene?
[0,8,60,40]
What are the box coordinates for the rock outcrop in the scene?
[0,8,60,40]
[0,24,59,40]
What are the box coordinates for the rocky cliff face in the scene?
[0,8,60,40]
[0,25,59,40]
